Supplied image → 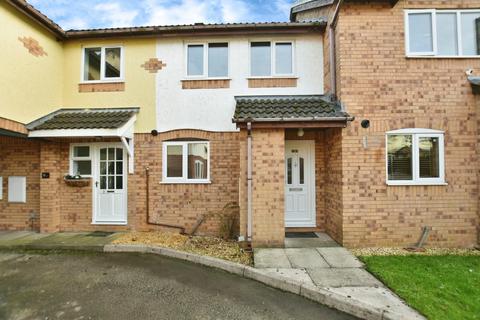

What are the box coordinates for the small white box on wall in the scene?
[8,176,26,203]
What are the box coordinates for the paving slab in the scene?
[307,268,384,288]
[317,247,363,268]
[254,248,291,268]
[285,248,330,268]
[326,286,424,319]
[261,268,315,286]
[0,231,35,241]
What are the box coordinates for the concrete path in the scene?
[0,231,120,251]
[254,234,424,319]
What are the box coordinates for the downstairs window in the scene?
[386,129,445,185]
[162,141,210,183]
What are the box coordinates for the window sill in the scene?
[406,55,480,59]
[386,181,448,186]
[78,82,125,93]
[247,76,298,79]
[160,180,211,185]
[91,221,127,225]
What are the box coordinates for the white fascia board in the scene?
[28,128,120,138]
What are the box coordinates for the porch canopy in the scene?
[0,117,28,138]
[232,95,353,128]
[26,107,138,173]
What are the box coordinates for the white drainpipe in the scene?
[247,122,253,240]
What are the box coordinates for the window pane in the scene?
[275,43,293,74]
[251,42,271,76]
[419,137,440,178]
[108,148,115,160]
[105,47,121,78]
[116,161,123,175]
[208,43,228,77]
[73,160,91,176]
[167,145,183,178]
[187,45,204,76]
[387,135,413,180]
[408,13,433,53]
[74,146,89,157]
[84,48,101,81]
[100,162,106,175]
[116,148,123,160]
[188,143,208,179]
[108,176,114,189]
[100,176,106,189]
[100,148,107,160]
[108,161,115,175]
[437,13,458,56]
[461,13,480,55]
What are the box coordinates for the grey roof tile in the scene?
[233,95,351,122]
[27,108,138,130]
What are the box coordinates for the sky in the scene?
[27,0,295,30]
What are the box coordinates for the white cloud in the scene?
[57,16,89,30]
[94,2,139,28]
[142,0,212,26]
[219,0,250,23]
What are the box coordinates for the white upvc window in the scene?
[405,9,480,57]
[162,141,210,183]
[386,129,446,186]
[82,46,124,82]
[250,41,294,77]
[186,42,229,78]
[70,145,92,177]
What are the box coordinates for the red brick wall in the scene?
[336,0,479,247]
[0,137,40,231]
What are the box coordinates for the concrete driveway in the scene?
[0,252,357,320]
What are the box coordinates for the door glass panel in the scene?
[100,176,106,189]
[287,157,292,185]
[100,148,107,160]
[108,148,115,160]
[100,162,106,175]
[299,157,305,185]
[108,161,115,175]
[116,161,123,175]
[108,176,114,189]
[116,148,123,160]
[116,176,123,189]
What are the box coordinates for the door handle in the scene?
[95,181,99,188]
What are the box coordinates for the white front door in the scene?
[285,140,316,227]
[93,145,127,224]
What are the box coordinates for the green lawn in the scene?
[359,255,480,320]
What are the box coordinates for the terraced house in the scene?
[1,0,479,248]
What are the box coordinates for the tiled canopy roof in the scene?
[233,95,352,122]
[27,108,139,130]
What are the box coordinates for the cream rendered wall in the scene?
[156,34,324,132]
[0,2,63,124]
[62,38,157,133]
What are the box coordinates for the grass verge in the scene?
[359,254,480,320]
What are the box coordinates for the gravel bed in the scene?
[351,247,480,257]
[112,232,253,265]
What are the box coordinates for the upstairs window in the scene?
[186,43,228,78]
[405,10,480,57]
[250,41,293,77]
[163,141,210,183]
[83,46,123,81]
[386,129,445,185]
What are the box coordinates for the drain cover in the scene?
[88,231,114,237]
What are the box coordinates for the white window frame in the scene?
[162,141,210,184]
[386,128,446,186]
[405,9,480,58]
[70,144,93,177]
[249,40,295,78]
[0,177,3,200]
[185,42,230,79]
[81,46,125,83]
